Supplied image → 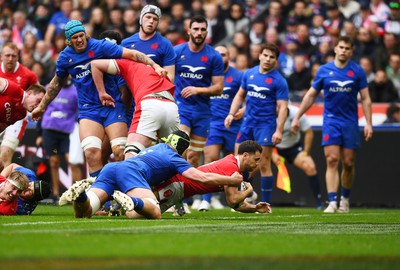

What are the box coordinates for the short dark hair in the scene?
[99,30,122,45]
[237,140,262,155]
[189,15,208,28]
[260,43,280,58]
[336,36,354,48]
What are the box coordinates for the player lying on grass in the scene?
[1,163,51,215]
[149,140,271,215]
[59,130,243,219]
[105,140,270,216]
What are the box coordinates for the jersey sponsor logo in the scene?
[226,76,233,83]
[210,93,230,99]
[329,80,353,92]
[147,54,156,58]
[265,78,273,84]
[74,62,91,79]
[247,91,266,99]
[201,55,208,63]
[248,84,270,92]
[180,65,206,79]
[347,70,354,77]
[4,102,12,122]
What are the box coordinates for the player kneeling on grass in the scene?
[149,140,271,216]
[59,130,243,219]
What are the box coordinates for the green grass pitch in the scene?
[1,205,399,270]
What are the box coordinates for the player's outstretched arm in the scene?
[121,48,167,77]
[182,168,242,186]
[234,201,271,213]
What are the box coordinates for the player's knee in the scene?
[1,136,19,151]
[81,136,102,151]
[111,137,127,161]
[143,198,161,219]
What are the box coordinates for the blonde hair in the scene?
[8,170,29,191]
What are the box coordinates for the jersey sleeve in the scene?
[0,79,23,98]
[170,154,193,175]
[311,66,325,92]
[276,75,289,100]
[162,41,176,66]
[211,52,224,77]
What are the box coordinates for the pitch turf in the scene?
[1,205,399,270]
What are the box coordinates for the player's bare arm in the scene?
[273,99,289,145]
[182,168,242,186]
[91,59,117,107]
[359,87,373,141]
[224,182,253,207]
[180,75,224,99]
[225,87,246,129]
[122,48,167,77]
[291,87,319,133]
[31,76,67,120]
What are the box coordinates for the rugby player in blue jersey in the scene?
[31,20,167,178]
[121,5,176,83]
[173,15,224,168]
[225,43,289,205]
[59,130,243,219]
[291,36,373,213]
[198,45,244,211]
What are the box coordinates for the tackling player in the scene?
[31,20,167,178]
[0,43,38,170]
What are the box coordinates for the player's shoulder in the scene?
[173,42,188,52]
[121,33,139,46]
[244,65,259,76]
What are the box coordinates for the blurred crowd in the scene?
[0,0,400,103]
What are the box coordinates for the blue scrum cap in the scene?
[65,20,86,41]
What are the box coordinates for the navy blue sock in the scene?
[328,192,337,202]
[75,192,87,203]
[89,169,101,178]
[341,187,351,198]
[308,174,322,206]
[203,193,211,203]
[130,196,144,211]
[260,176,274,203]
